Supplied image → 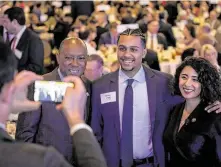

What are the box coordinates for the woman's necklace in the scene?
[179,109,191,130]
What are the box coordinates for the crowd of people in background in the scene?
[1,1,221,78]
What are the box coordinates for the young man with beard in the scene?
[15,37,92,165]
[91,28,221,167]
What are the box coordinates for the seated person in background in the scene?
[198,34,221,66]
[183,23,201,51]
[200,44,221,73]
[84,54,106,82]
[98,22,118,48]
[196,23,211,39]
[29,13,48,33]
[164,57,221,167]
[206,10,221,30]
[78,26,98,55]
[176,23,201,54]
[181,48,198,61]
[137,11,155,33]
[146,19,168,51]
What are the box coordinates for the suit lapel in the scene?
[16,28,28,51]
[109,70,121,142]
[81,75,92,124]
[45,67,61,81]
[143,66,157,136]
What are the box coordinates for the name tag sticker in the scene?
[100,92,116,104]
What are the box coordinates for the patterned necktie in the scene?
[121,79,134,167]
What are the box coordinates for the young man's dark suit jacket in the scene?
[91,65,183,167]
[15,68,92,165]
[0,127,107,167]
[12,28,44,74]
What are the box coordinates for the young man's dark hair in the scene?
[118,28,146,49]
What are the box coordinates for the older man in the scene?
[15,37,92,165]
[0,40,106,167]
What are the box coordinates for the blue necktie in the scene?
[121,79,134,167]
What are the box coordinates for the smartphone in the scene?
[33,81,74,103]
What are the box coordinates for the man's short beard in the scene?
[121,66,134,72]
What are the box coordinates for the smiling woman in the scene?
[163,57,221,167]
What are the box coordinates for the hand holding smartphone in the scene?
[33,81,74,103]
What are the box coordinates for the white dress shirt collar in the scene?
[12,26,26,50]
[15,26,26,41]
[119,66,146,84]
[147,31,157,38]
[57,68,64,81]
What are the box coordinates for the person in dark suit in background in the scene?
[98,22,118,48]
[163,57,221,167]
[0,41,107,167]
[16,37,92,166]
[142,49,160,71]
[164,1,178,26]
[71,1,94,21]
[94,11,109,47]
[2,7,44,74]
[137,11,155,34]
[52,14,71,49]
[146,19,168,51]
[158,12,176,47]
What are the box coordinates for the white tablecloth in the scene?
[160,60,181,75]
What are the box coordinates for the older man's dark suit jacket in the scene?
[0,127,107,167]
[91,65,183,167]
[15,68,92,165]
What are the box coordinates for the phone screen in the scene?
[34,81,74,103]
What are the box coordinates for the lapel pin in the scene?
[191,118,196,122]
[86,92,90,97]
